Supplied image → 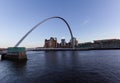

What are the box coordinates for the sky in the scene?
[0,0,120,48]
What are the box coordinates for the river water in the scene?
[0,50,120,83]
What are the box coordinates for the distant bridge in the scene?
[15,16,74,48]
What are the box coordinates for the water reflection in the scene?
[43,51,110,83]
[44,51,80,68]
[0,50,120,83]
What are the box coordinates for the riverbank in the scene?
[28,48,120,51]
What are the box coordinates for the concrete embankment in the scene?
[1,47,27,61]
[29,48,90,51]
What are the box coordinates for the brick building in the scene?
[44,37,57,48]
[44,37,78,48]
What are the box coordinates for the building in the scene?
[59,38,71,48]
[60,38,66,47]
[77,42,93,49]
[94,39,120,48]
[44,37,78,48]
[77,39,120,49]
[70,37,78,47]
[44,37,57,48]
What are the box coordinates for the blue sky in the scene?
[0,0,120,48]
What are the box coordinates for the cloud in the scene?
[82,20,89,25]
[61,37,65,39]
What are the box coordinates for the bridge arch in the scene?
[15,16,74,48]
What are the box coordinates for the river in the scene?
[0,50,120,83]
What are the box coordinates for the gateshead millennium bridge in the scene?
[15,16,74,48]
[1,16,75,61]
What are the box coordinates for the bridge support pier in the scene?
[1,47,27,61]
